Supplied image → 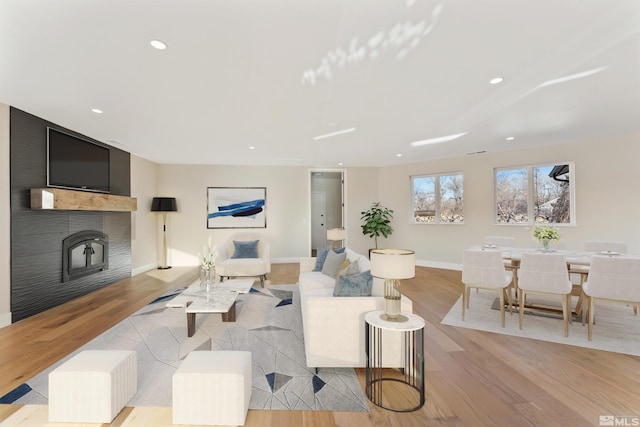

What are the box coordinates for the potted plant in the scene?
[361,202,394,252]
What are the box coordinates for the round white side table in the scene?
[364,310,425,412]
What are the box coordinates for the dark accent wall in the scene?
[10,107,132,322]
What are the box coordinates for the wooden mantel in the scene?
[30,188,137,212]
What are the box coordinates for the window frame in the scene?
[493,161,576,226]
[410,171,464,225]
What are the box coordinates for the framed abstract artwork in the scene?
[206,187,266,229]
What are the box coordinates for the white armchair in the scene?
[216,233,271,287]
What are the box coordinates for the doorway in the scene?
[310,171,345,255]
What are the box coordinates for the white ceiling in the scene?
[1,0,639,167]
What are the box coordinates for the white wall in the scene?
[156,164,310,265]
[131,132,640,272]
[148,165,381,266]
[130,155,159,274]
[379,133,640,269]
[0,103,11,326]
[344,167,380,255]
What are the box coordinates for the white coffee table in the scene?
[166,279,255,337]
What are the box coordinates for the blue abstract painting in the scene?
[207,187,266,228]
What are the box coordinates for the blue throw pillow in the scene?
[231,240,259,259]
[313,247,345,271]
[333,270,373,297]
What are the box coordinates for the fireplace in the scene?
[62,230,109,282]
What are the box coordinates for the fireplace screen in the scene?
[62,231,109,282]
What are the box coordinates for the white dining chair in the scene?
[461,249,513,327]
[584,241,628,253]
[518,252,573,337]
[581,256,640,341]
[483,236,518,291]
[569,241,628,286]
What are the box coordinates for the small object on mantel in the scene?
[30,188,137,212]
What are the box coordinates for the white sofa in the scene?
[299,248,413,368]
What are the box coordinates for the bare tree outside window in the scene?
[495,168,528,223]
[412,176,436,222]
[495,163,573,225]
[439,174,464,223]
[533,164,571,224]
[412,173,463,224]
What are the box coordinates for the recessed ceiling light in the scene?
[150,40,167,50]
[506,136,515,141]
[338,162,343,166]
[396,154,403,157]
[313,127,357,141]
[249,146,255,150]
[489,77,504,85]
[410,132,467,147]
[91,108,103,114]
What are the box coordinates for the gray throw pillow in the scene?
[333,270,373,296]
[338,260,360,277]
[320,250,347,277]
[313,247,346,271]
[231,240,259,259]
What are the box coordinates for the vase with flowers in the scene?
[199,237,217,291]
[532,225,560,252]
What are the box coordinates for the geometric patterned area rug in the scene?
[11,284,369,412]
[441,291,640,357]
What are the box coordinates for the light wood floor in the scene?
[2,264,639,426]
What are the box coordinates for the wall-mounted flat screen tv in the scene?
[47,127,110,193]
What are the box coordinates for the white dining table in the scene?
[469,245,635,318]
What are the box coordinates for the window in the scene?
[495,162,574,225]
[411,173,463,223]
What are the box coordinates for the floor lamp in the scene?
[151,197,178,270]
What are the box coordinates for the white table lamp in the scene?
[370,248,415,322]
[327,227,346,249]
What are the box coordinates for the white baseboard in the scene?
[0,311,12,329]
[272,257,303,264]
[416,259,462,271]
[132,263,158,276]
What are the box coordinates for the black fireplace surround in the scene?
[10,107,132,322]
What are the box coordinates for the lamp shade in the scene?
[151,197,177,212]
[370,248,415,279]
[326,227,346,241]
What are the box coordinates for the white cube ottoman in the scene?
[48,350,137,423]
[173,351,252,426]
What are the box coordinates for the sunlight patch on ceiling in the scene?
[410,132,467,147]
[536,66,608,89]
[313,127,357,140]
[301,2,444,86]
